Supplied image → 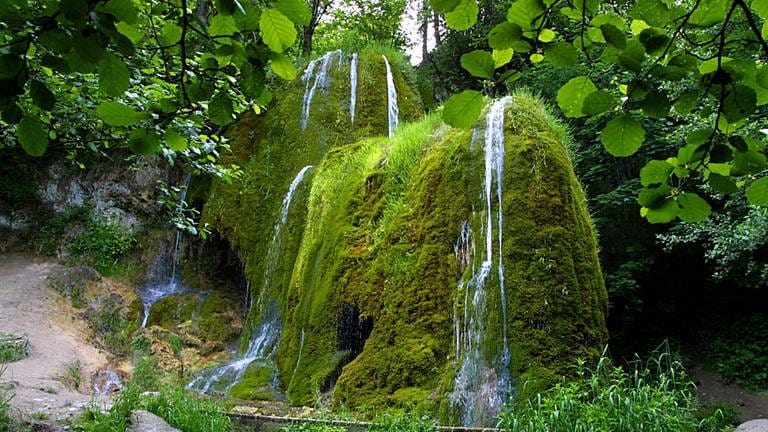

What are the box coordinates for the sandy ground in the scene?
[0,254,112,426]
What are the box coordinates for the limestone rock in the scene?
[128,410,181,432]
[736,419,768,432]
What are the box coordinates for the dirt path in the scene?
[0,254,111,425]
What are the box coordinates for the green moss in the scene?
[228,361,282,401]
[147,294,198,328]
[198,293,240,344]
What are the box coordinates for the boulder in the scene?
[128,410,181,432]
[736,419,768,432]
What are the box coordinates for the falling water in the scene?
[300,50,343,130]
[450,97,514,426]
[287,328,306,389]
[350,53,358,125]
[188,166,314,394]
[93,368,122,396]
[140,173,192,328]
[382,55,399,137]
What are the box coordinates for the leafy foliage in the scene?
[0,0,308,185]
[702,314,768,390]
[435,0,768,222]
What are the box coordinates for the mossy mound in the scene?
[203,48,422,342]
[201,49,605,424]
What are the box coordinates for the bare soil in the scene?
[0,254,112,426]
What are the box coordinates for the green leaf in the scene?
[729,135,749,152]
[461,50,495,79]
[722,84,757,123]
[556,76,598,118]
[444,0,478,31]
[581,90,617,115]
[538,28,556,42]
[641,91,670,118]
[674,91,698,115]
[708,173,738,195]
[443,90,484,128]
[209,92,234,126]
[159,22,182,46]
[488,22,522,50]
[2,104,23,124]
[507,0,545,31]
[128,128,160,155]
[644,198,679,223]
[16,115,48,157]
[430,0,461,13]
[545,42,578,67]
[492,49,514,68]
[29,80,56,111]
[260,8,297,52]
[116,22,144,44]
[677,193,710,222]
[746,177,768,206]
[600,24,626,49]
[234,1,261,30]
[640,160,672,186]
[689,0,729,26]
[618,39,646,73]
[97,101,149,126]
[274,0,311,26]
[209,14,238,36]
[629,0,670,27]
[686,128,713,146]
[98,52,130,97]
[639,27,670,55]
[733,150,767,175]
[165,129,188,151]
[753,0,768,19]
[638,184,671,207]
[38,29,73,53]
[101,0,138,24]
[600,115,645,156]
[240,63,266,99]
[269,53,297,80]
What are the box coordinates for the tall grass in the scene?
[76,384,234,432]
[497,349,732,432]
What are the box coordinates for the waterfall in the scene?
[382,55,399,137]
[300,50,343,130]
[449,97,514,426]
[139,173,192,328]
[188,166,314,394]
[350,53,358,125]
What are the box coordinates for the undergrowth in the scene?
[497,349,733,432]
[702,314,768,390]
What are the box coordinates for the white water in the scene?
[93,368,122,396]
[382,55,399,137]
[300,50,343,130]
[189,166,314,394]
[450,97,514,427]
[287,328,306,389]
[140,173,192,328]
[350,53,358,125]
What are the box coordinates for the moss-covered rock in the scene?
[201,46,605,426]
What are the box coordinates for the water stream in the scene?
[350,53,358,125]
[139,173,192,328]
[382,55,399,137]
[300,50,343,130]
[188,166,314,394]
[450,97,514,426]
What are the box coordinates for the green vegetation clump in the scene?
[68,215,136,274]
[76,384,234,432]
[0,333,30,363]
[497,352,733,432]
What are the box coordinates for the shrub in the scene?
[497,349,730,432]
[68,215,136,274]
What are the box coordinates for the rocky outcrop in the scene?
[128,410,181,432]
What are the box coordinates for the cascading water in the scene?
[188,166,314,394]
[350,53,358,125]
[139,173,192,328]
[300,50,343,130]
[382,55,399,137]
[449,97,514,427]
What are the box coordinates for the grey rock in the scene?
[128,410,181,432]
[735,419,768,432]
